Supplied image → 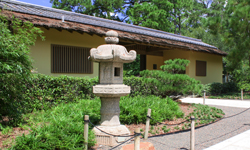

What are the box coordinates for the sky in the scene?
[17,0,52,7]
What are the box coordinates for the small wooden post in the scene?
[134,128,140,150]
[84,115,89,150]
[241,89,243,101]
[203,90,206,104]
[190,116,195,150]
[144,108,151,140]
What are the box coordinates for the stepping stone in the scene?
[120,142,155,150]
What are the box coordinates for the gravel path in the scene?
[145,105,250,150]
[95,105,250,150]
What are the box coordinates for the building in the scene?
[0,0,227,84]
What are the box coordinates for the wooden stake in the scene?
[190,116,195,150]
[84,115,89,150]
[241,89,243,101]
[134,128,140,150]
[144,108,151,140]
[203,90,206,104]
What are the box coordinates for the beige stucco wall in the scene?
[188,51,223,84]
[163,49,223,84]
[146,55,164,70]
[30,27,105,78]
[30,28,223,83]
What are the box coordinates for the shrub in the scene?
[209,82,223,95]
[120,96,184,125]
[11,96,184,149]
[222,82,239,93]
[140,59,203,97]
[124,76,152,97]
[0,14,44,126]
[205,82,239,95]
[12,98,101,149]
[21,74,98,113]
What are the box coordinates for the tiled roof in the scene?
[0,0,227,56]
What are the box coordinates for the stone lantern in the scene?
[89,30,136,146]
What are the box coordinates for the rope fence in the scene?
[83,106,250,150]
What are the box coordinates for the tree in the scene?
[127,0,194,34]
[223,0,250,70]
[50,0,124,20]
[127,0,174,32]
[0,13,44,125]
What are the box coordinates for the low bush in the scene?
[205,82,239,95]
[22,74,98,112]
[120,96,184,125]
[209,82,223,95]
[124,76,152,97]
[11,95,184,149]
[12,98,101,150]
[186,104,224,125]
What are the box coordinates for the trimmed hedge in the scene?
[1,73,201,125]
[20,74,98,113]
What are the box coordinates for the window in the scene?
[196,60,206,76]
[51,44,93,73]
[153,64,157,70]
[114,67,120,76]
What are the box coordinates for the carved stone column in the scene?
[89,30,136,146]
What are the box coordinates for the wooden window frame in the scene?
[196,60,206,76]
[51,44,93,74]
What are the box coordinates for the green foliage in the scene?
[11,98,100,149]
[1,72,99,126]
[209,82,223,95]
[209,92,250,100]
[119,96,184,125]
[160,59,190,74]
[10,96,185,148]
[123,54,140,76]
[186,104,224,125]
[127,0,193,34]
[205,82,239,95]
[50,0,124,20]
[127,0,173,32]
[223,0,250,71]
[0,14,44,126]
[124,76,152,97]
[22,74,98,112]
[140,59,202,97]
[162,125,170,133]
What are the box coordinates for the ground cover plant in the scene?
[186,104,225,125]
[120,96,184,125]
[10,98,101,150]
[2,96,225,149]
[6,96,183,149]
[208,92,250,100]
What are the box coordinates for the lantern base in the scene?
[93,125,130,146]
